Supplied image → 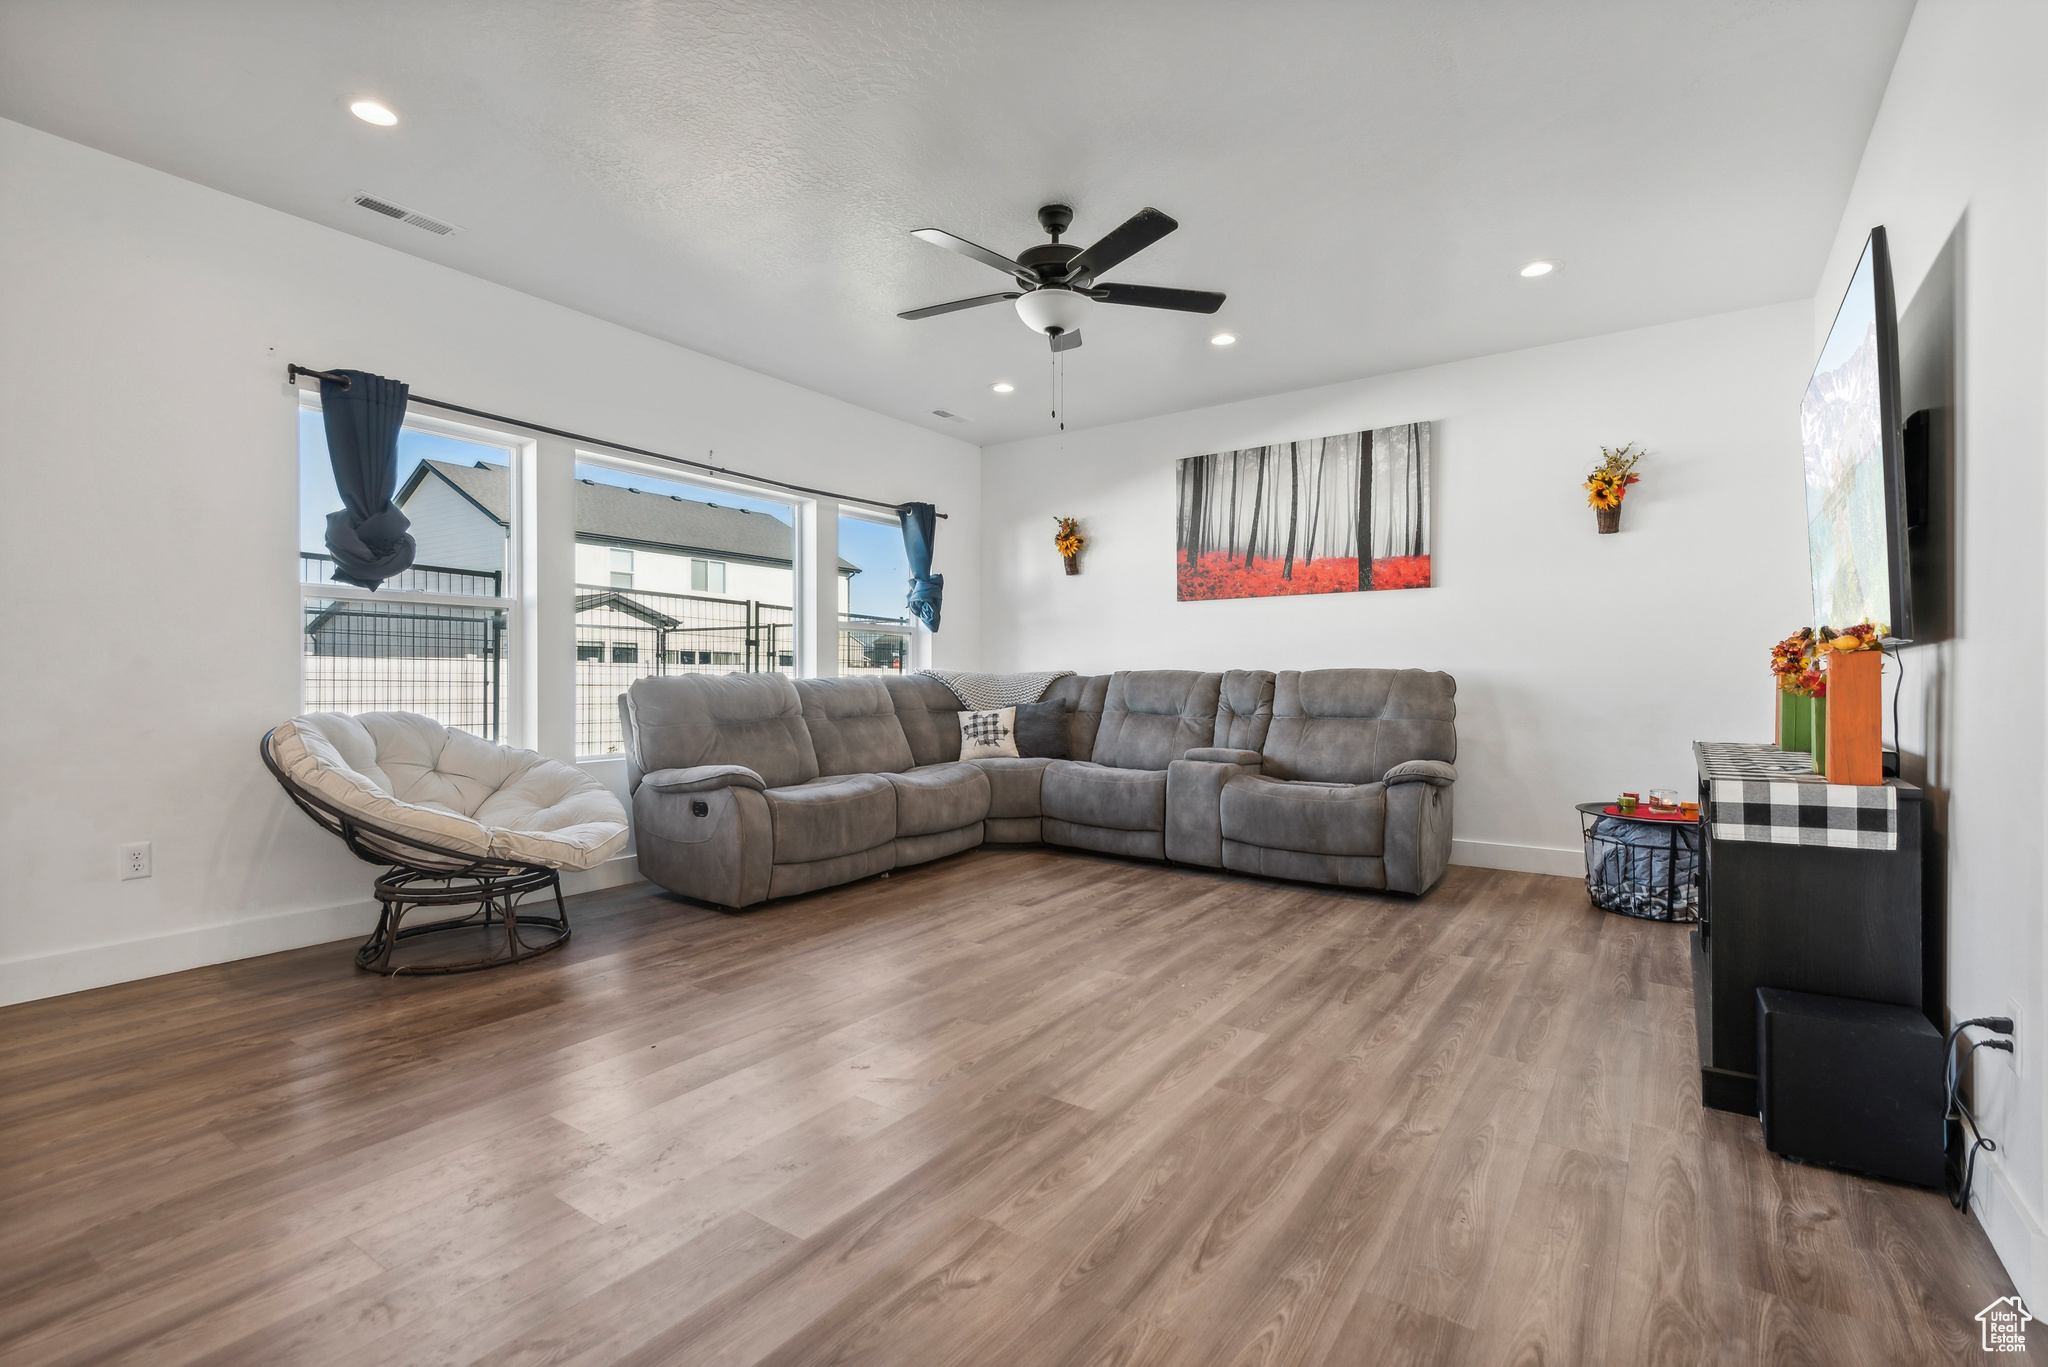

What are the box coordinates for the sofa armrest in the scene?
[633,782,773,908]
[1383,760,1457,787]
[1384,779,1454,895]
[642,764,766,794]
[1165,754,1263,868]
[1183,747,1264,768]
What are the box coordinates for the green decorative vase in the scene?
[1777,692,1809,754]
[1776,692,1827,771]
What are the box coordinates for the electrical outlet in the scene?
[119,842,152,880]
[2005,998,2025,1079]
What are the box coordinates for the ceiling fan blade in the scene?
[1065,208,1177,282]
[1050,330,1083,353]
[1091,283,1226,314]
[897,292,1022,320]
[910,228,1036,282]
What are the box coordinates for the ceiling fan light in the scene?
[1210,333,1236,346]
[350,100,399,126]
[1520,260,1556,278]
[990,382,1014,393]
[1015,287,1094,337]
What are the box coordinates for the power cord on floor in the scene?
[1946,1016,2015,1211]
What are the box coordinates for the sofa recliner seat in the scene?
[1220,779,1386,858]
[1214,669,1458,891]
[620,664,1455,909]
[1040,669,1221,861]
[763,773,897,865]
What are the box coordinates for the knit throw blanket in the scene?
[919,669,1073,710]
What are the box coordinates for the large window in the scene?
[838,510,915,676]
[298,405,517,739]
[296,401,933,755]
[573,459,796,755]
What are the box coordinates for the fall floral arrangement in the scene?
[1583,444,1645,510]
[1817,621,1887,655]
[1771,621,1888,698]
[1770,628,1825,698]
[1053,517,1085,558]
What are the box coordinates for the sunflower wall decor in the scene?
[1584,444,1644,533]
[1054,516,1085,575]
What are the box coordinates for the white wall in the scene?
[1816,0,2048,1302]
[981,302,1814,873]
[0,118,981,1006]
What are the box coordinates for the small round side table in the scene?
[1575,802,1701,923]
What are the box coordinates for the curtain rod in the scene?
[287,365,945,519]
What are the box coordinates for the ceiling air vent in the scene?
[930,410,970,424]
[351,192,462,236]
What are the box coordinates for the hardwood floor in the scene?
[0,850,2028,1365]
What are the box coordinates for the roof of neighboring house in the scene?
[398,459,859,573]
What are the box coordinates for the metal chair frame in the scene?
[261,730,571,975]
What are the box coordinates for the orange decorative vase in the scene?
[1824,649,1883,785]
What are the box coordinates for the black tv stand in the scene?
[1691,746,1927,1115]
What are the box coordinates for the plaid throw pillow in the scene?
[957,707,1019,760]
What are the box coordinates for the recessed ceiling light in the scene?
[1210,333,1236,346]
[1520,260,1556,278]
[990,382,1014,393]
[350,101,398,127]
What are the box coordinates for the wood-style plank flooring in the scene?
[0,851,2028,1365]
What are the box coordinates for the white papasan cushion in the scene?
[271,712,629,870]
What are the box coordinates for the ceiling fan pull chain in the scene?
[1051,348,1064,434]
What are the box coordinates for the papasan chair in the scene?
[263,712,630,975]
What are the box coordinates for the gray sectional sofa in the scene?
[617,667,1456,908]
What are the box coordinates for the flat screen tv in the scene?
[1802,225,1912,643]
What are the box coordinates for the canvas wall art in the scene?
[1175,421,1432,601]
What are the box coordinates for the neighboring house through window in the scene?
[390,457,862,754]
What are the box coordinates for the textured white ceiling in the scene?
[0,1,1911,445]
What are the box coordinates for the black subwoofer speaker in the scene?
[1756,987,1945,1188]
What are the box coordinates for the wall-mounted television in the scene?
[1802,225,1912,643]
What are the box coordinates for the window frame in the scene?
[569,448,810,759]
[836,504,927,676]
[296,393,531,745]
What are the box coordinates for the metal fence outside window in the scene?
[302,554,508,739]
[301,552,502,598]
[575,587,795,755]
[303,603,506,739]
[299,556,916,752]
[840,616,914,676]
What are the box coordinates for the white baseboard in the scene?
[1966,1125,2048,1308]
[0,856,646,1009]
[1450,838,1583,879]
[561,855,646,897]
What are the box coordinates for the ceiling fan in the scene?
[898,204,1224,352]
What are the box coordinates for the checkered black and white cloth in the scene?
[920,669,1073,710]
[1692,741,1898,851]
[1694,741,1820,780]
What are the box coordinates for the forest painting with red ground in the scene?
[1176,422,1431,601]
